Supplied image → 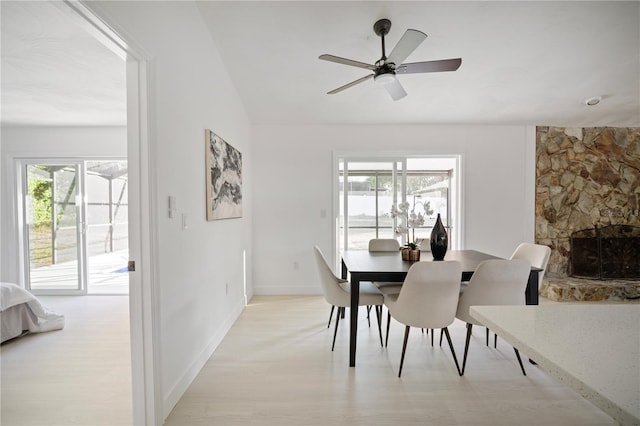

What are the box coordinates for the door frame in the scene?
[62,1,162,424]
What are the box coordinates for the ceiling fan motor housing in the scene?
[373,18,391,37]
[374,63,396,79]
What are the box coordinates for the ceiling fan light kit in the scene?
[374,73,397,85]
[319,18,462,101]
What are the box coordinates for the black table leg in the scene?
[525,270,539,306]
[349,277,359,367]
[342,259,359,367]
[526,269,540,365]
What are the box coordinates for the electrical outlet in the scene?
[181,213,189,230]
[168,196,176,218]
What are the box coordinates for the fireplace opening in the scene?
[570,225,640,279]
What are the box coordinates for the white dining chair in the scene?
[455,259,531,375]
[368,238,403,296]
[368,238,400,252]
[483,243,552,348]
[369,238,436,343]
[313,246,384,350]
[482,242,552,346]
[510,242,551,289]
[384,261,462,377]
[324,240,397,329]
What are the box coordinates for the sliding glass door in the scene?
[84,161,129,294]
[23,162,85,293]
[338,161,399,250]
[405,158,455,248]
[19,159,129,295]
[337,156,458,253]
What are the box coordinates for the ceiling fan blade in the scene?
[386,29,427,67]
[319,54,376,71]
[384,79,407,101]
[327,74,374,94]
[396,58,462,74]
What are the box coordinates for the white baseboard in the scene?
[253,286,321,295]
[162,297,246,421]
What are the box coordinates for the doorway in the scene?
[2,0,157,422]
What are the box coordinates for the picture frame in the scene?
[205,129,242,220]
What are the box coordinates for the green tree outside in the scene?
[29,178,53,228]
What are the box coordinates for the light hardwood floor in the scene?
[1,296,132,426]
[165,296,616,426]
[1,295,619,425]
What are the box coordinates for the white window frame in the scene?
[333,152,463,267]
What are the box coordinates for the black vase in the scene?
[430,213,448,261]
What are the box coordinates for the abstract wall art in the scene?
[205,129,242,220]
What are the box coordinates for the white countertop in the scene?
[470,304,640,426]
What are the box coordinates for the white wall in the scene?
[62,1,253,419]
[1,1,539,419]
[252,124,536,295]
[1,126,127,282]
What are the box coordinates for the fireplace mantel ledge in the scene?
[541,274,640,302]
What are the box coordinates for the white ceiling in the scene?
[0,1,126,127]
[2,1,639,128]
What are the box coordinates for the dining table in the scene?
[340,249,542,367]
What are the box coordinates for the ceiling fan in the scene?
[319,19,462,101]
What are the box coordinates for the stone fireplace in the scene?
[535,126,640,301]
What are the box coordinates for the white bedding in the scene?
[1,282,65,343]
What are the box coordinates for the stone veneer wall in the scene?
[535,126,640,276]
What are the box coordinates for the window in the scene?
[336,156,460,253]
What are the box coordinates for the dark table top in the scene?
[341,249,504,276]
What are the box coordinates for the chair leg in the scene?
[366,306,371,327]
[439,329,444,347]
[494,333,498,348]
[385,311,391,347]
[461,323,473,376]
[327,306,335,328]
[443,327,462,376]
[331,307,342,351]
[514,347,527,376]
[398,325,410,377]
[375,306,383,347]
[486,327,489,346]
[431,328,434,346]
